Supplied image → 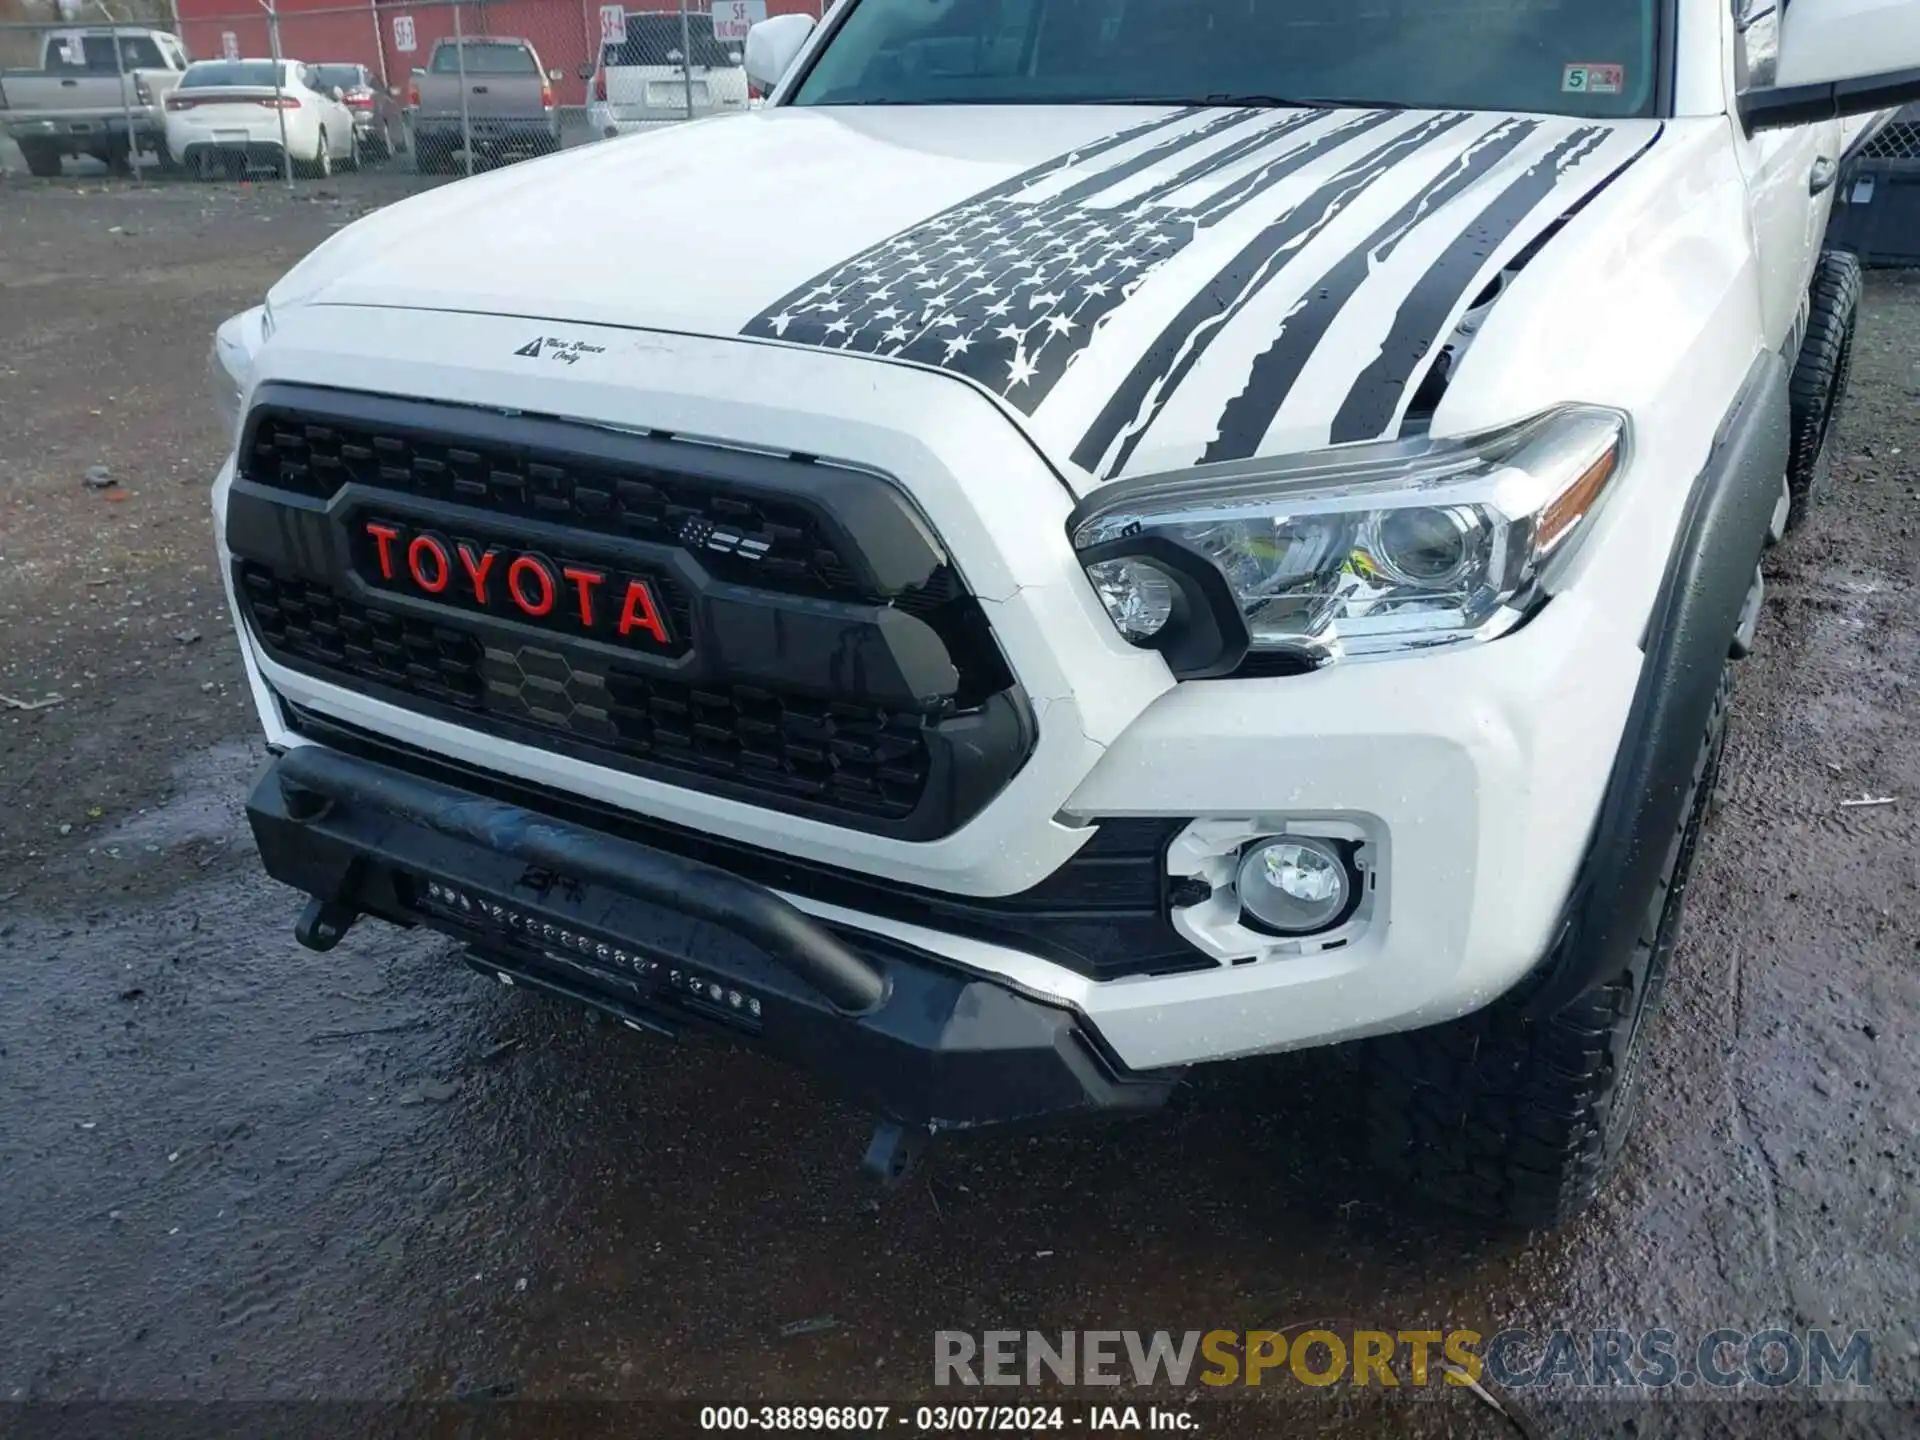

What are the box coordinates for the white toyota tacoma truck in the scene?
[207,0,1919,1227]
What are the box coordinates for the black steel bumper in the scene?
[248,744,1176,1132]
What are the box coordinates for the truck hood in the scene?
[273,104,1667,481]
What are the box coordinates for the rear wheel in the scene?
[19,140,64,178]
[1365,666,1733,1229]
[301,131,332,180]
[1784,249,1863,533]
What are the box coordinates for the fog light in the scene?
[1234,837,1351,935]
[1086,557,1176,642]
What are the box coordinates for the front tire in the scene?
[1784,249,1863,533]
[1365,667,1732,1230]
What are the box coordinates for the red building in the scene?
[170,0,822,108]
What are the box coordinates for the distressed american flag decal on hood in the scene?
[743,107,1661,481]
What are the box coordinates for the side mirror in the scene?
[576,61,595,81]
[743,13,815,96]
[1742,0,1920,131]
[547,67,562,82]
[330,86,345,101]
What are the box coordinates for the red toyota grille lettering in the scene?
[363,520,672,648]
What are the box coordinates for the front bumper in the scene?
[249,743,1176,1132]
[216,307,1665,1072]
[413,119,557,154]
[6,111,164,146]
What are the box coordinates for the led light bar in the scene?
[421,881,763,1020]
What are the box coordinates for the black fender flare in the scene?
[1524,348,1790,1016]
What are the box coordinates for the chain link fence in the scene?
[2,0,814,184]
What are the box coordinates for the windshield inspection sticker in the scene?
[1563,64,1625,96]
[512,336,607,365]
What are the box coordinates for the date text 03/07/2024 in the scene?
[698,1406,1193,1432]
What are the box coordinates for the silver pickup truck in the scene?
[410,36,559,174]
[0,27,190,176]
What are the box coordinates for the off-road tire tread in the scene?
[1365,669,1732,1229]
[1784,250,1863,531]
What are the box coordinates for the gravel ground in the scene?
[1,174,1917,1438]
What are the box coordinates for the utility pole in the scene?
[260,0,293,187]
[678,0,692,120]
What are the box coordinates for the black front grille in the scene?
[243,401,962,609]
[229,384,1035,839]
[244,566,485,707]
[243,564,935,819]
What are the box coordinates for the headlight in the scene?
[209,304,270,450]
[1069,406,1626,675]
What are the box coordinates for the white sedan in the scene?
[164,58,357,179]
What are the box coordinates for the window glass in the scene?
[180,60,288,88]
[430,41,539,74]
[795,0,1659,117]
[603,14,739,68]
[48,34,168,72]
[311,65,367,91]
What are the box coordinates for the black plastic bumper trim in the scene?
[280,704,1217,981]
[1525,348,1790,1015]
[248,747,1178,1130]
[276,743,887,1015]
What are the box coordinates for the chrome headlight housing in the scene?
[1069,406,1627,675]
[208,303,272,451]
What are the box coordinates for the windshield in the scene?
[180,61,288,89]
[793,0,1658,117]
[603,15,739,68]
[431,41,538,74]
[310,65,366,91]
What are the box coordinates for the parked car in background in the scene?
[411,37,558,173]
[309,62,406,162]
[165,59,357,180]
[588,11,747,138]
[0,27,189,176]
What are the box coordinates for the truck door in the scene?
[1730,0,1842,352]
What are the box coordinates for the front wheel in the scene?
[1365,666,1733,1230]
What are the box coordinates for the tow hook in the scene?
[862,1120,928,1189]
[295,897,359,952]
